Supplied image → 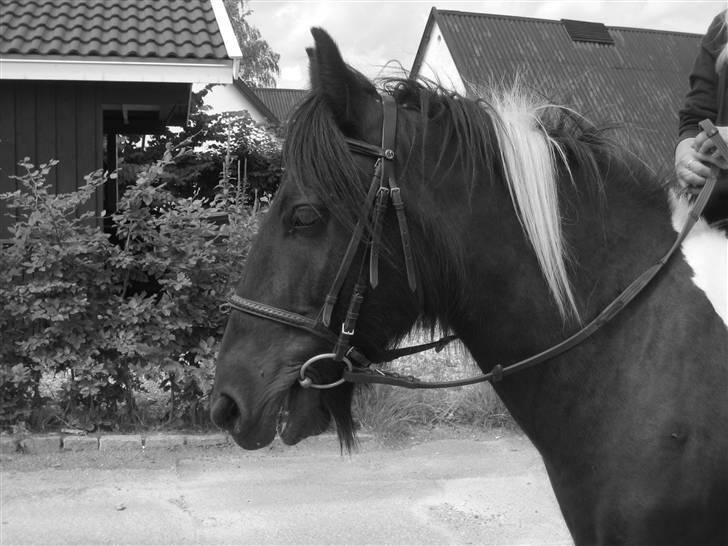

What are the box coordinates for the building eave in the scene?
[233,79,279,124]
[411,7,438,77]
[210,0,243,59]
[0,55,235,83]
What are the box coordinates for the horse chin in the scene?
[278,384,331,445]
[227,386,329,449]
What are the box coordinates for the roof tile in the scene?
[0,0,229,59]
[253,88,309,123]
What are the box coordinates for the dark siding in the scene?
[75,84,102,219]
[14,82,36,169]
[55,83,79,196]
[0,81,102,238]
[0,83,16,233]
[35,83,57,189]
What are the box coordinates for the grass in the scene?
[351,331,515,445]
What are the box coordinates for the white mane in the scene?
[478,85,580,320]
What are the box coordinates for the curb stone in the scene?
[18,435,62,454]
[143,433,188,449]
[98,434,143,451]
[184,433,229,447]
[62,435,99,451]
[1,432,375,454]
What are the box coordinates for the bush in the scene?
[0,152,258,431]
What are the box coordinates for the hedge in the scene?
[0,149,258,432]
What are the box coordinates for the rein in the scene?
[223,105,721,390]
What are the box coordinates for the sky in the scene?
[246,0,728,89]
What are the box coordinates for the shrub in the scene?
[0,152,258,431]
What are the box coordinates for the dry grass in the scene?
[352,331,515,444]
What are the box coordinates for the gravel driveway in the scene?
[1,429,572,545]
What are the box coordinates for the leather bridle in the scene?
[222,94,457,388]
[223,93,721,391]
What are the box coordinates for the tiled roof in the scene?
[0,0,228,59]
[253,88,309,123]
[412,9,702,171]
[232,80,308,124]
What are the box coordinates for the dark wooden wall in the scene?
[0,81,103,238]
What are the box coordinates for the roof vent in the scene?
[561,19,615,45]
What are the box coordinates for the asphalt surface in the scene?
[1,430,572,545]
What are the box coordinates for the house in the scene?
[410,8,702,172]
[0,0,242,237]
[202,79,308,125]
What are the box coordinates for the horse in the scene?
[211,28,728,545]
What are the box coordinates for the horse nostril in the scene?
[210,393,240,430]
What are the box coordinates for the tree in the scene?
[117,88,283,205]
[223,0,280,87]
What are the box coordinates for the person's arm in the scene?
[676,12,727,191]
[678,13,725,141]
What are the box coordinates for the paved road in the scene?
[1,431,572,545]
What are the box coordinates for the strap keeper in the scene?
[490,364,504,383]
[322,295,337,327]
[390,187,404,209]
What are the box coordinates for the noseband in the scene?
[222,94,457,388]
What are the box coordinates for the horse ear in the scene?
[306,47,319,90]
[309,27,377,131]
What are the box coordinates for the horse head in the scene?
[210,29,430,450]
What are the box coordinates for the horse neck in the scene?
[432,158,678,441]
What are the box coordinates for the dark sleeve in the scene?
[678,11,727,140]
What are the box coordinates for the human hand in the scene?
[692,124,728,169]
[674,137,712,195]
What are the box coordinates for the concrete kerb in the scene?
[2,433,233,454]
[1,431,371,455]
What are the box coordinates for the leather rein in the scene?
[223,96,721,390]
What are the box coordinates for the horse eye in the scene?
[291,205,324,229]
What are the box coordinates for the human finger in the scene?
[677,159,708,188]
[692,131,707,152]
[695,147,728,170]
[707,150,728,169]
